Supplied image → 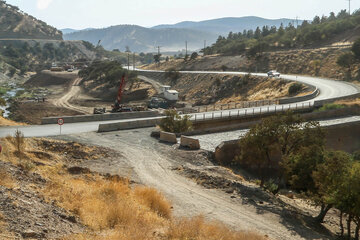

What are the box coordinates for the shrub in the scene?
[165,68,180,82]
[221,65,228,71]
[264,179,279,194]
[317,103,345,112]
[190,52,198,60]
[159,110,192,133]
[288,83,302,95]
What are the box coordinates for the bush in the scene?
[317,103,345,112]
[288,83,302,95]
[190,52,198,60]
[264,179,279,194]
[165,68,180,83]
[159,110,192,133]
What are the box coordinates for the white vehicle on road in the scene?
[267,70,280,77]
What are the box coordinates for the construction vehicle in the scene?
[93,73,132,114]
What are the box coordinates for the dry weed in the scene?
[134,187,172,219]
[168,215,267,240]
[0,169,16,189]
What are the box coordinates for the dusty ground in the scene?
[58,128,338,240]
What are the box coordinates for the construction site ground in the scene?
[54,128,341,240]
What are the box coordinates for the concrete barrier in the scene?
[279,88,319,104]
[42,111,160,124]
[98,118,162,132]
[160,131,177,144]
[180,136,200,150]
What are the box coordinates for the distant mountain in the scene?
[0,0,62,40]
[61,28,94,35]
[153,16,302,35]
[63,25,218,52]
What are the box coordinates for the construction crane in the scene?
[111,73,132,112]
[93,73,132,114]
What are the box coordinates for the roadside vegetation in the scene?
[204,9,360,57]
[229,112,360,239]
[0,131,266,240]
[78,61,137,88]
[159,110,193,133]
[336,38,360,80]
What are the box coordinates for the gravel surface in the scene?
[58,128,333,240]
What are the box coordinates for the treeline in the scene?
[204,9,360,56]
[228,112,360,239]
[0,41,81,75]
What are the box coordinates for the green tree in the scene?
[312,151,353,222]
[159,110,192,133]
[337,52,356,80]
[352,38,360,60]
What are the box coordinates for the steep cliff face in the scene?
[0,0,62,40]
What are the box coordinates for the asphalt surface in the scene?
[0,70,359,138]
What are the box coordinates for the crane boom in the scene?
[116,74,126,104]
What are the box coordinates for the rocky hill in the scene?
[0,0,62,40]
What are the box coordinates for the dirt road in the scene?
[59,129,333,240]
[52,78,92,114]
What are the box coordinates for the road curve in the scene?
[0,70,359,138]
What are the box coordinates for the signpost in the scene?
[57,118,64,135]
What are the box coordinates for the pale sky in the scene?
[5,0,360,29]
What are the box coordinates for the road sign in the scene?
[57,118,64,126]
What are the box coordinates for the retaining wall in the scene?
[98,118,161,132]
[279,88,319,104]
[42,111,160,124]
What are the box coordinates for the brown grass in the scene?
[0,135,267,240]
[0,116,25,126]
[134,186,172,219]
[168,216,267,240]
[0,169,16,189]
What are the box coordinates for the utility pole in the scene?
[133,52,135,70]
[185,41,188,59]
[157,46,161,56]
[347,0,351,15]
[295,16,299,28]
[203,40,206,56]
[127,53,130,70]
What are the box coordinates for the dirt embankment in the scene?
[143,46,356,81]
[0,134,266,240]
[142,72,310,105]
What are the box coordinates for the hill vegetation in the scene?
[153,16,300,36]
[63,24,218,52]
[0,0,62,40]
[204,9,360,56]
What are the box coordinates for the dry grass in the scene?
[335,98,360,106]
[0,116,25,126]
[134,186,172,219]
[0,135,267,240]
[0,169,16,189]
[168,216,267,240]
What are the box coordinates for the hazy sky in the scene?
[5,0,360,29]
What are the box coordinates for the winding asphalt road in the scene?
[0,70,359,138]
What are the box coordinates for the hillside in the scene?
[142,46,357,81]
[63,25,218,52]
[153,16,300,35]
[0,0,62,40]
